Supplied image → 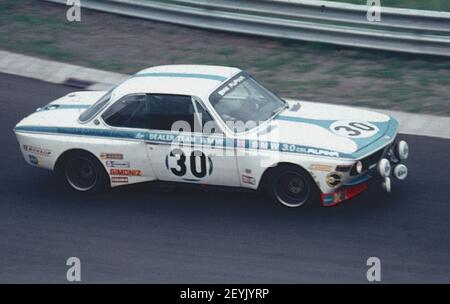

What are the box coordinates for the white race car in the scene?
[14,65,409,208]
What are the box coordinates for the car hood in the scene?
[260,99,398,160]
[15,91,106,128]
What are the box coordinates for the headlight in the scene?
[396,140,409,160]
[382,177,391,193]
[355,161,363,174]
[378,158,391,177]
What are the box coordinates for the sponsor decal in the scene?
[23,145,51,157]
[105,160,130,168]
[135,132,146,139]
[281,143,340,157]
[333,191,345,202]
[28,155,40,166]
[110,169,142,176]
[309,164,332,172]
[241,175,256,185]
[217,75,246,97]
[111,176,129,183]
[335,164,352,172]
[100,153,123,160]
[326,172,342,187]
[321,183,368,206]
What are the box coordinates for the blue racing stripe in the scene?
[133,72,227,82]
[14,124,395,160]
[275,115,397,159]
[36,104,91,112]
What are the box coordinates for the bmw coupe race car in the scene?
[14,65,409,208]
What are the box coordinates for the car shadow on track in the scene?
[34,170,408,225]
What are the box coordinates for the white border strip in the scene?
[1,49,449,139]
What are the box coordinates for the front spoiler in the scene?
[321,182,369,207]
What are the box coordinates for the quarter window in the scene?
[102,94,147,128]
[79,90,113,123]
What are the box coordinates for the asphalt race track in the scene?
[1,73,449,283]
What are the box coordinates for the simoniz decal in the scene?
[110,169,142,176]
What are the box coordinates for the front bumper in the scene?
[322,182,369,207]
[321,139,409,207]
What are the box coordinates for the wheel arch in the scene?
[257,162,320,192]
[54,148,104,174]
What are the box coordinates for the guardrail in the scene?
[45,0,450,56]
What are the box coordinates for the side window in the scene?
[102,94,219,133]
[102,94,147,128]
[146,94,195,131]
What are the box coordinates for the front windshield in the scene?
[209,72,286,126]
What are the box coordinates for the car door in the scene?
[144,94,240,187]
[100,94,158,183]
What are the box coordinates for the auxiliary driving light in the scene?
[355,161,363,174]
[393,164,408,180]
[382,177,391,193]
[396,140,409,160]
[377,158,391,178]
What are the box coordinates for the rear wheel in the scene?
[63,151,108,193]
[265,165,320,209]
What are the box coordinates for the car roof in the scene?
[112,65,241,100]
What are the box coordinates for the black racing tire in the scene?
[63,151,109,194]
[264,165,320,209]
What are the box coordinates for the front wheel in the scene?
[63,151,108,193]
[265,165,320,209]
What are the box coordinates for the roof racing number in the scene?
[329,120,379,138]
[167,149,213,179]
